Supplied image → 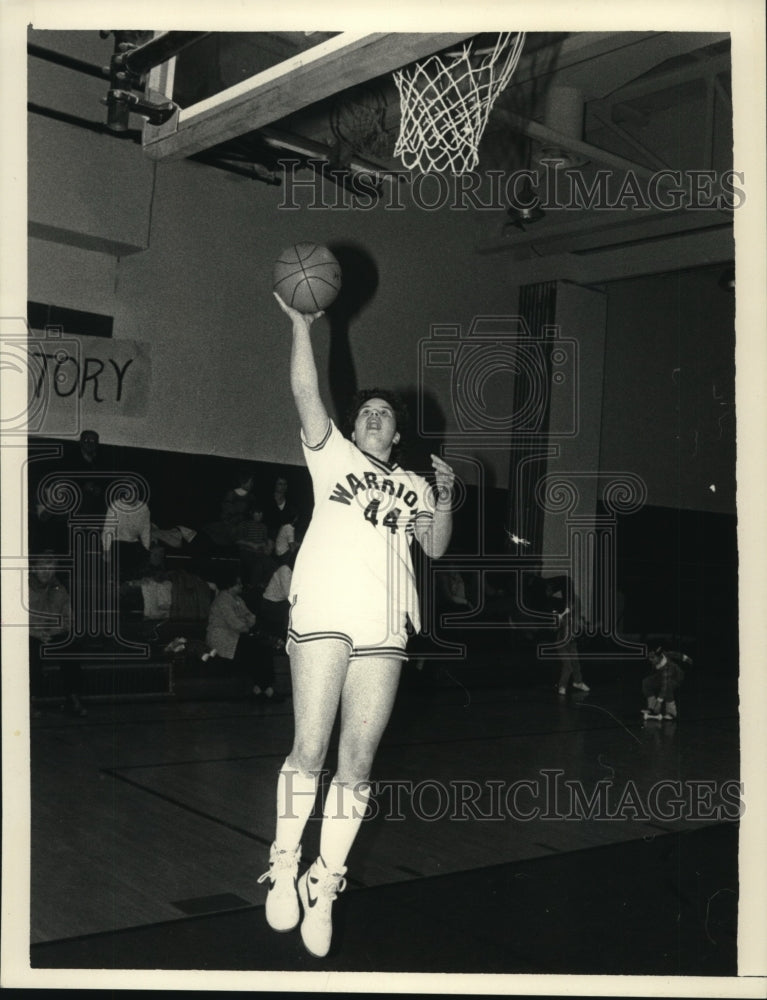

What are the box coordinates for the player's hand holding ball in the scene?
[273,290,323,332]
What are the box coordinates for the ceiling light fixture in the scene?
[505,177,545,230]
[533,85,589,170]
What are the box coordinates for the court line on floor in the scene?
[101,759,696,898]
[100,766,369,889]
[98,709,739,773]
[102,765,273,844]
[30,706,296,731]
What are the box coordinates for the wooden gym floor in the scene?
[26,651,740,978]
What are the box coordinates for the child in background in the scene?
[236,503,277,597]
[642,647,692,720]
[544,576,590,696]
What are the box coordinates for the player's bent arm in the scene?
[415,453,455,558]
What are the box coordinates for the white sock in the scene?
[319,778,371,873]
[274,759,319,852]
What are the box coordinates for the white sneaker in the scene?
[298,856,347,957]
[572,681,590,692]
[257,843,301,931]
[557,686,566,696]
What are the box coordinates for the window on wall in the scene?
[27,301,114,338]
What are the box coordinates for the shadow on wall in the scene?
[398,386,445,478]
[325,242,379,422]
[316,247,455,523]
[322,242,450,476]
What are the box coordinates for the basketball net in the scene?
[393,32,525,174]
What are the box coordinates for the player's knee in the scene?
[288,740,328,775]
[335,748,375,785]
[335,764,372,786]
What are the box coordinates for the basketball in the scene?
[273,243,342,313]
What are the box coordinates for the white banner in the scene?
[20,327,151,435]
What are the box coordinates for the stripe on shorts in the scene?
[286,627,354,651]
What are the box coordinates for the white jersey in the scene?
[290,420,434,635]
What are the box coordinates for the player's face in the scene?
[352,398,400,457]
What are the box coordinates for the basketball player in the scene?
[259,293,455,958]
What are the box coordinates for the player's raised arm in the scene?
[274,292,329,447]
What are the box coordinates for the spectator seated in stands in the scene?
[205,568,281,703]
[122,563,213,616]
[274,513,301,564]
[28,552,86,717]
[222,468,257,529]
[236,502,271,552]
[263,473,296,539]
[139,570,173,621]
[235,501,277,599]
[119,565,214,668]
[150,522,216,568]
[259,556,295,645]
[71,429,107,519]
[203,467,257,548]
[102,492,152,582]
[29,428,108,555]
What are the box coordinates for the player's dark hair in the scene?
[345,388,409,460]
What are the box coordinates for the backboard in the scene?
[141,32,475,163]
